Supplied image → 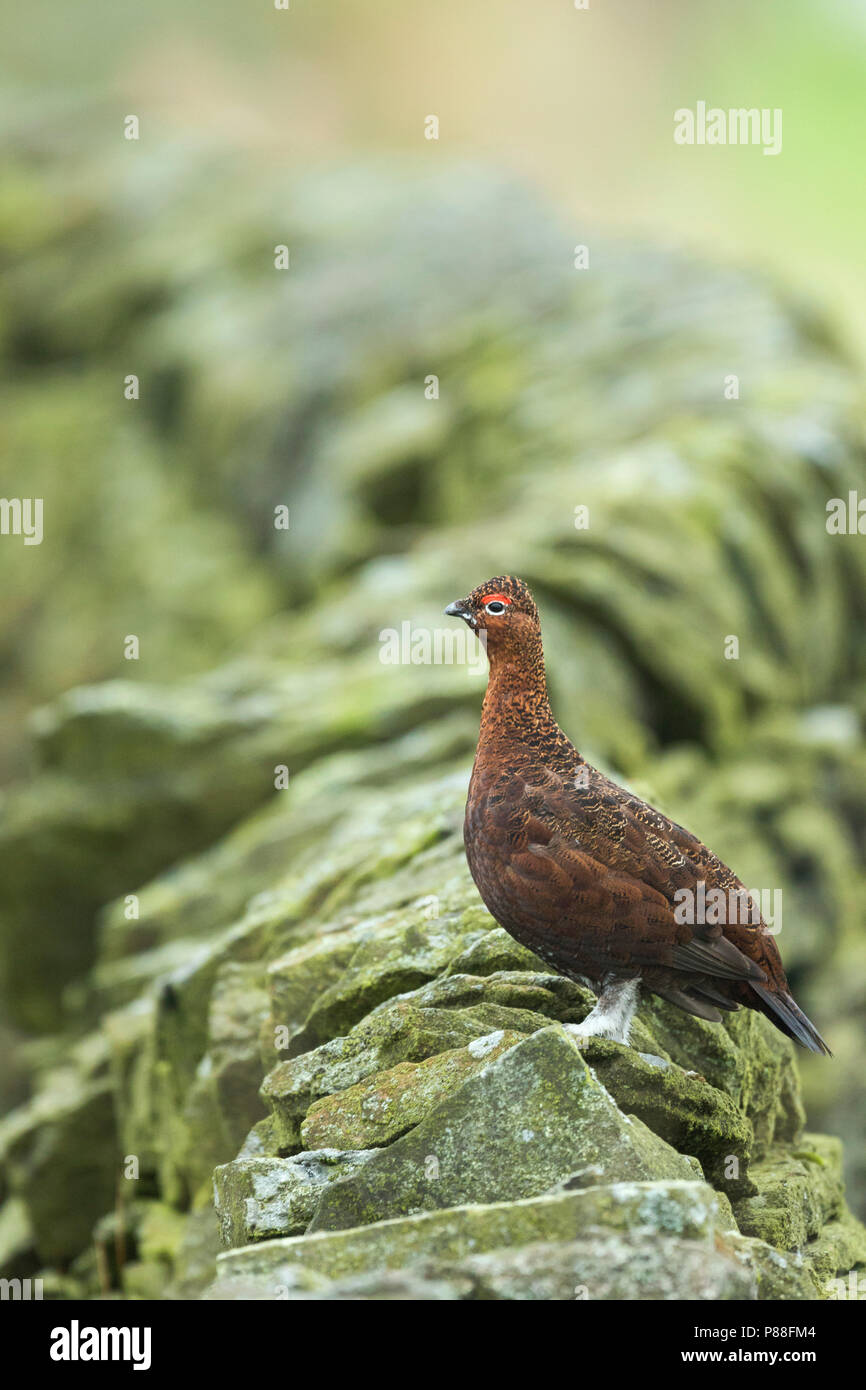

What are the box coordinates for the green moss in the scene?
[260,999,501,1151]
[637,995,804,1156]
[444,928,546,977]
[300,1030,524,1150]
[733,1135,845,1249]
[805,1209,866,1292]
[296,914,487,1046]
[723,1233,820,1301]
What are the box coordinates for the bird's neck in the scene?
[479,641,559,746]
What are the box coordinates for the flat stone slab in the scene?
[213,1178,725,1292]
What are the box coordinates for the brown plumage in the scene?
[445,575,830,1055]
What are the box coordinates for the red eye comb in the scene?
[483,593,512,605]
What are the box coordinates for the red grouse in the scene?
[445,575,830,1055]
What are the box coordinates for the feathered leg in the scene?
[566,976,640,1046]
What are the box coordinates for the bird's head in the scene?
[444,575,540,659]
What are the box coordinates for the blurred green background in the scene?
[3,0,866,356]
[1,0,865,1280]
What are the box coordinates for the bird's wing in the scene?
[509,765,782,987]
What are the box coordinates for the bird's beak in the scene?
[444,599,472,622]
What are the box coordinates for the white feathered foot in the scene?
[565,976,640,1046]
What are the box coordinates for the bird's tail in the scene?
[750,982,832,1056]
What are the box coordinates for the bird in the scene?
[444,575,830,1055]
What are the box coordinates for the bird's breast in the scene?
[464,765,535,917]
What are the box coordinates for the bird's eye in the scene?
[484,600,507,615]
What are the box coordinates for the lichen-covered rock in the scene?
[300,1029,524,1150]
[580,1039,755,1196]
[211,1231,755,1301]
[805,1211,866,1295]
[163,1204,223,1301]
[444,928,547,978]
[202,1265,335,1301]
[733,1135,846,1249]
[290,911,489,1049]
[213,1150,377,1247]
[436,1233,755,1301]
[211,1179,726,1293]
[725,1233,823,1301]
[260,998,510,1150]
[329,1232,755,1302]
[151,959,271,1207]
[0,1075,117,1266]
[309,1027,701,1232]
